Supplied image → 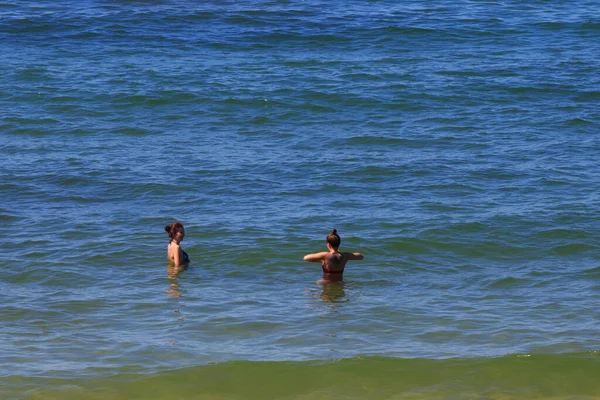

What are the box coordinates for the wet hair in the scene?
[165,222,184,242]
[326,228,341,249]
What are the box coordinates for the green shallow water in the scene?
[7,354,600,400]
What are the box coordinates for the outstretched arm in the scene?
[344,252,364,261]
[303,252,327,262]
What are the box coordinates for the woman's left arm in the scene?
[344,252,364,261]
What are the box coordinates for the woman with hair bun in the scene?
[165,222,189,267]
[303,229,363,284]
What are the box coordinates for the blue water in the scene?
[1,1,599,399]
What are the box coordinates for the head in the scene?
[326,228,341,250]
[165,222,185,243]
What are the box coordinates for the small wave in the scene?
[339,72,383,81]
[4,266,58,284]
[551,243,597,255]
[339,165,402,179]
[0,214,18,223]
[165,10,216,22]
[282,59,341,68]
[564,117,595,126]
[344,135,422,148]
[575,91,600,101]
[538,177,569,186]
[536,228,590,240]
[506,85,568,95]
[223,14,273,27]
[112,127,156,135]
[250,115,271,124]
[581,266,600,279]
[0,202,19,221]
[535,21,600,32]
[4,116,60,125]
[486,276,529,289]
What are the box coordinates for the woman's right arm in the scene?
[303,252,326,262]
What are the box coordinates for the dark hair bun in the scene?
[164,225,171,233]
[331,228,337,235]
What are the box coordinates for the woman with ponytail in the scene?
[165,222,189,267]
[303,229,363,283]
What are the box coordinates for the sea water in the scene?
[1,1,599,399]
